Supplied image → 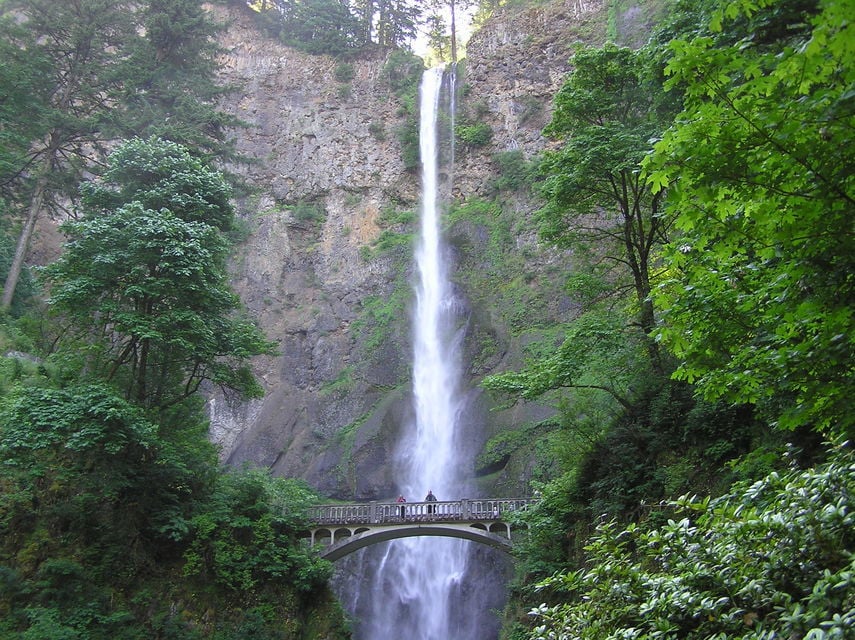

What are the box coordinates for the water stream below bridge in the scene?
[332,66,510,639]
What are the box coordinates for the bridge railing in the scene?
[306,498,533,526]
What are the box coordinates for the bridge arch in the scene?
[317,523,513,561]
[305,497,533,561]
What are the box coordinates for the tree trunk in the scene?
[449,0,458,63]
[1,168,50,312]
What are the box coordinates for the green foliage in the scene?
[524,444,855,640]
[353,285,410,357]
[397,119,421,171]
[0,0,238,310]
[360,205,414,261]
[0,378,346,638]
[502,379,777,601]
[646,0,854,436]
[290,200,327,225]
[0,384,156,463]
[536,42,681,378]
[249,0,419,54]
[118,0,238,159]
[483,308,647,409]
[382,49,424,170]
[383,49,425,106]
[378,205,416,227]
[456,120,493,148]
[320,365,354,397]
[183,469,332,596]
[0,22,51,195]
[279,0,360,56]
[368,120,387,141]
[490,151,536,193]
[80,137,234,231]
[573,382,762,519]
[446,198,560,336]
[0,207,36,316]
[44,138,274,409]
[477,421,555,473]
[334,61,355,83]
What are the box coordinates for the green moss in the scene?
[447,198,561,336]
[320,366,354,397]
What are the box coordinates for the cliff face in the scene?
[208,0,610,499]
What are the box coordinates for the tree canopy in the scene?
[0,0,238,313]
[646,0,854,436]
[44,138,274,409]
[536,44,680,376]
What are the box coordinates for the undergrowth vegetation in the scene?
[0,139,347,638]
[481,0,854,638]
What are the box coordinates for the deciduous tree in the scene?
[44,138,273,409]
[646,0,854,435]
[537,44,679,376]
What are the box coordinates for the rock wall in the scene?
[208,0,609,499]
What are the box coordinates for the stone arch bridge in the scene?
[306,498,533,561]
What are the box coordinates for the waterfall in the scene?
[407,66,463,500]
[333,66,509,640]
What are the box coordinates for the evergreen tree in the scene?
[0,0,137,312]
[118,0,240,160]
[429,0,477,62]
[281,0,360,55]
[376,0,420,48]
[0,0,239,312]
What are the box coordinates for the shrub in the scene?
[525,443,855,639]
[491,150,535,193]
[334,61,354,83]
[456,121,493,148]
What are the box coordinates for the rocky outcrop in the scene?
[207,1,609,499]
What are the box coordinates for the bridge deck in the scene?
[307,497,532,527]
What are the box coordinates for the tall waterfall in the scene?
[334,66,508,640]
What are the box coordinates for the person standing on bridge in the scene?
[425,490,437,516]
[396,494,407,518]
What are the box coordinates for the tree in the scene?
[428,0,477,62]
[424,13,450,60]
[0,0,239,312]
[43,138,273,409]
[482,309,643,411]
[348,0,420,49]
[0,0,137,312]
[117,0,240,160]
[646,0,854,435]
[0,18,50,198]
[288,0,361,55]
[536,44,680,376]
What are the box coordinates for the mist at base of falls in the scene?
[330,66,514,639]
[333,542,512,640]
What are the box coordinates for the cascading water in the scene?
[334,66,509,640]
[370,64,469,639]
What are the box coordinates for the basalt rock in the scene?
[205,1,613,498]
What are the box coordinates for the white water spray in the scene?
[406,66,463,498]
[362,66,471,640]
[335,66,506,640]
